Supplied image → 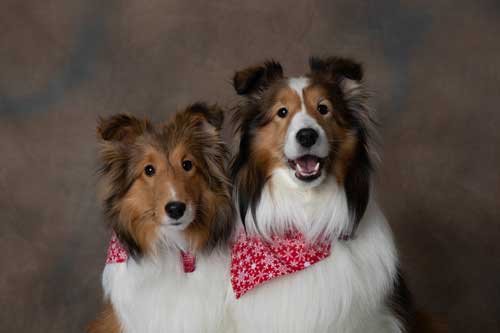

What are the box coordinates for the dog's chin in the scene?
[159,217,194,251]
[161,205,195,230]
[286,155,327,188]
[162,218,193,231]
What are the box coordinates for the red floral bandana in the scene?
[106,233,128,264]
[105,232,196,273]
[231,230,333,299]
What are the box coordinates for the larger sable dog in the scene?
[88,104,233,333]
[226,57,415,332]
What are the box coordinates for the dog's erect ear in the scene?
[233,60,284,96]
[309,56,363,82]
[97,114,149,143]
[185,102,224,131]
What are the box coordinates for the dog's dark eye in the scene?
[317,104,329,115]
[182,160,193,171]
[144,165,155,177]
[277,107,288,118]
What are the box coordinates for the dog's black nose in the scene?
[296,128,318,148]
[165,201,186,220]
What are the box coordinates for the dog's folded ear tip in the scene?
[96,113,146,142]
[309,56,363,82]
[232,66,263,95]
[233,60,284,96]
[187,102,225,130]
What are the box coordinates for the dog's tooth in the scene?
[297,163,304,173]
[314,162,320,172]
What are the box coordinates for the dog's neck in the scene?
[106,232,197,273]
[243,168,351,242]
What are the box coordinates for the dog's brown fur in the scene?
[88,103,233,332]
[234,81,358,186]
[96,103,232,256]
[415,311,448,333]
[86,302,121,333]
[231,57,373,230]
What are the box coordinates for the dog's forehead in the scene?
[288,77,310,97]
[157,124,189,148]
[270,77,306,106]
[133,131,175,163]
[272,77,330,112]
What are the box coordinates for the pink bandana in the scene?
[230,230,332,298]
[180,251,196,273]
[105,232,196,273]
[106,233,128,263]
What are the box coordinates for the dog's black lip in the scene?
[295,172,321,182]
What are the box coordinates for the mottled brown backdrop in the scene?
[1,0,499,332]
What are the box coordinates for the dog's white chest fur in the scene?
[228,205,401,332]
[228,172,403,333]
[102,250,230,333]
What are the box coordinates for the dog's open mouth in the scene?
[288,155,324,181]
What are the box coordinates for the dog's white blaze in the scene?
[284,111,330,159]
[288,77,309,111]
[284,77,330,163]
[103,249,233,333]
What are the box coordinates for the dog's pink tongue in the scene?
[296,156,318,173]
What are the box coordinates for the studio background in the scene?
[1,1,499,332]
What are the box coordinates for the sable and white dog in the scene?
[226,57,415,333]
[88,104,234,333]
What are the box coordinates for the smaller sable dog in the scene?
[88,104,233,333]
